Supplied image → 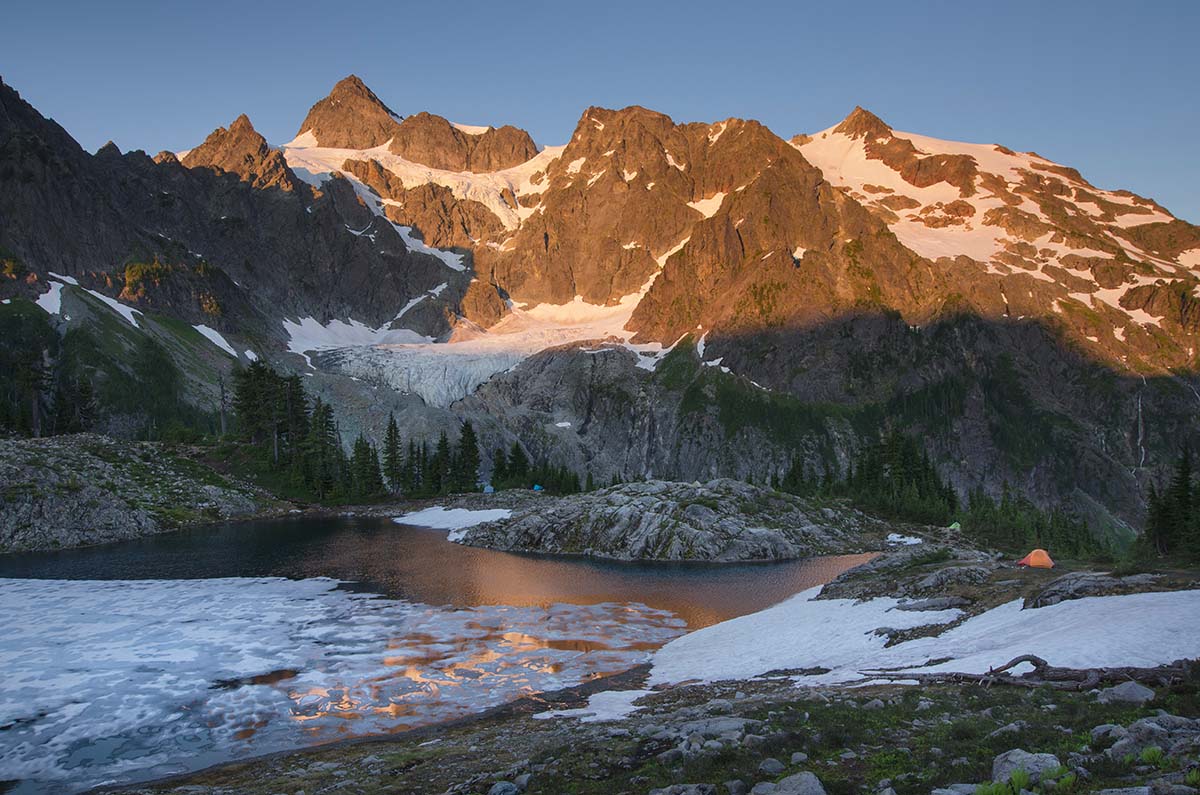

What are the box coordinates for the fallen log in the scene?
[859,656,1195,691]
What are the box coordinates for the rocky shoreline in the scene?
[0,433,280,553]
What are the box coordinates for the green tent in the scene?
[947,521,961,530]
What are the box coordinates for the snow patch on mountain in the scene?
[451,122,490,135]
[193,324,237,357]
[688,192,726,219]
[282,135,564,231]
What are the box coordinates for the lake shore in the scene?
[99,546,1200,795]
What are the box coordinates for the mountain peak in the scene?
[183,114,299,191]
[833,106,892,139]
[296,75,401,148]
[229,113,255,133]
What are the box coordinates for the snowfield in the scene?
[282,131,564,231]
[541,585,1200,723]
[649,586,1200,687]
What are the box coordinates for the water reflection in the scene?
[0,515,876,628]
[0,515,874,793]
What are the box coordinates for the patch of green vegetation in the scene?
[654,335,700,391]
[682,367,868,447]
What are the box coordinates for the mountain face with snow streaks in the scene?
[3,74,1199,529]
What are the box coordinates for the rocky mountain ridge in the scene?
[3,73,1200,530]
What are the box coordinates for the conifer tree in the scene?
[382,413,402,492]
[431,431,452,494]
[492,446,509,488]
[453,422,481,492]
[351,433,384,498]
[508,442,529,485]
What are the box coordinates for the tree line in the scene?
[1144,446,1199,559]
[231,361,484,501]
[775,429,1102,557]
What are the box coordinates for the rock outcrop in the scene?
[389,112,538,173]
[455,479,883,561]
[0,434,266,552]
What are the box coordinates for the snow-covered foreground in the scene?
[0,577,684,791]
[649,586,1200,687]
[539,586,1200,723]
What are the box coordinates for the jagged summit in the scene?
[183,113,300,191]
[289,75,538,173]
[295,74,403,148]
[832,106,892,139]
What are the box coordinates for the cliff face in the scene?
[295,76,537,173]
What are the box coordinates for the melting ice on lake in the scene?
[0,577,685,792]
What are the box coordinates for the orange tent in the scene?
[1017,548,1055,568]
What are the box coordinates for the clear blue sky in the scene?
[4,0,1197,221]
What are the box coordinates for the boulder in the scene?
[488,783,520,795]
[776,772,827,795]
[1031,572,1160,608]
[916,566,992,592]
[1096,681,1155,705]
[759,758,786,775]
[894,596,971,611]
[991,749,1063,784]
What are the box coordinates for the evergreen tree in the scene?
[403,439,420,494]
[350,433,384,498]
[452,422,481,492]
[1167,446,1193,550]
[382,413,402,492]
[492,446,509,487]
[508,442,530,484]
[303,398,339,500]
[431,431,453,494]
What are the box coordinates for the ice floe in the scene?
[0,576,683,791]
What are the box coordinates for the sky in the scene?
[3,0,1198,221]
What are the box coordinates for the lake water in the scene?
[0,515,873,793]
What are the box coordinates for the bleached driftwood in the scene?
[859,655,1194,691]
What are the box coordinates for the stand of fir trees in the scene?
[490,442,582,494]
[230,365,486,503]
[1144,447,1199,559]
[775,429,1101,557]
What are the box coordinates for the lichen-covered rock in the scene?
[455,478,882,561]
[0,433,266,552]
[991,749,1062,784]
